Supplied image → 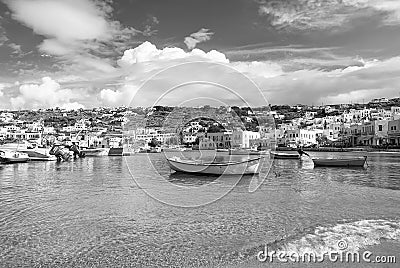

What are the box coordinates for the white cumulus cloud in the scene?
[117,41,228,67]
[100,84,139,107]
[10,77,84,109]
[7,0,111,42]
[184,28,214,50]
[5,0,136,77]
[61,102,85,111]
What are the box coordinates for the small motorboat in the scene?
[166,156,261,175]
[270,151,300,159]
[0,150,30,164]
[312,156,367,167]
[20,148,57,161]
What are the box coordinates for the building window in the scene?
[378,125,383,131]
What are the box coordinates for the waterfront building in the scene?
[388,119,400,145]
[231,129,260,148]
[206,131,232,149]
[285,129,321,147]
[199,137,216,150]
[134,128,176,144]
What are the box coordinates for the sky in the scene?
[1,0,400,109]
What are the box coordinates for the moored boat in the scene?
[166,156,261,175]
[312,156,367,167]
[20,148,57,161]
[49,145,73,162]
[0,150,30,164]
[81,148,110,156]
[270,151,300,159]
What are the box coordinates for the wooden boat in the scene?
[0,150,30,164]
[270,151,300,159]
[166,157,261,175]
[312,156,367,167]
[229,149,261,155]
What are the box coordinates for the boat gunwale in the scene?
[167,157,261,167]
[312,156,367,161]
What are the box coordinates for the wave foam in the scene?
[268,219,400,255]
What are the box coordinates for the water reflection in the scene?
[167,172,219,186]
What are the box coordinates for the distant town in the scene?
[1,96,400,152]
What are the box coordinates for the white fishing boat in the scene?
[80,148,110,156]
[270,151,300,159]
[0,150,30,164]
[20,148,57,161]
[166,156,261,175]
[312,156,367,167]
[0,143,56,161]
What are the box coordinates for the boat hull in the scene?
[167,158,260,175]
[0,157,30,164]
[0,150,30,164]
[81,148,110,156]
[19,149,57,161]
[270,151,300,159]
[312,157,367,167]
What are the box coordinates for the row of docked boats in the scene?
[270,150,367,167]
[0,142,124,164]
[165,149,368,175]
[0,142,58,163]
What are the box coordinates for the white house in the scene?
[231,130,260,148]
